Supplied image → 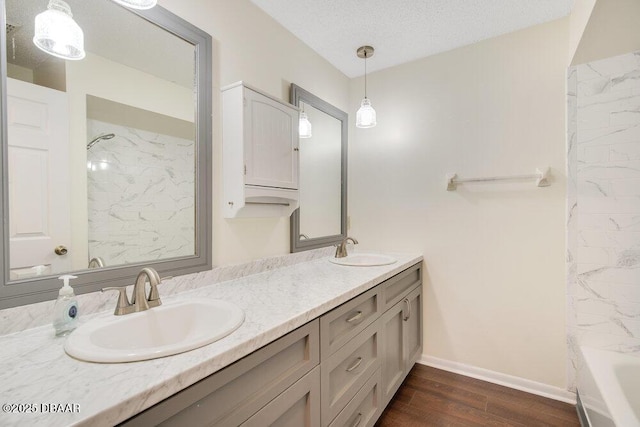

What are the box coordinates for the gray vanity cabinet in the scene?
[120,262,422,427]
[320,262,422,427]
[120,321,320,427]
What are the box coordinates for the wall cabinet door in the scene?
[243,87,298,190]
[380,285,423,407]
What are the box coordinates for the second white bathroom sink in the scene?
[64,298,245,363]
[329,253,397,267]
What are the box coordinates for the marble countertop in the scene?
[0,252,422,427]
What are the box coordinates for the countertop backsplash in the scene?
[0,247,334,336]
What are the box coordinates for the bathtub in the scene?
[577,346,640,427]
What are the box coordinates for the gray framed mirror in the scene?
[0,0,212,309]
[290,84,347,252]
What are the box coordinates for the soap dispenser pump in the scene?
[53,275,79,337]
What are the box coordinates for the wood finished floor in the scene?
[375,364,580,427]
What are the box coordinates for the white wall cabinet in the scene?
[121,263,422,427]
[222,82,299,218]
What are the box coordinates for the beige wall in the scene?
[158,0,350,266]
[569,0,597,64]
[572,0,640,65]
[348,18,570,388]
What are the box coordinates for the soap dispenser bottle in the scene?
[53,275,79,337]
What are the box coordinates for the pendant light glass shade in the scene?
[111,0,157,10]
[33,0,85,60]
[299,111,312,138]
[356,98,376,128]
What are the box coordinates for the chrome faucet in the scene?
[335,237,358,258]
[88,257,105,269]
[102,267,166,315]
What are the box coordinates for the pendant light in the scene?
[33,0,85,61]
[356,45,376,128]
[299,105,312,139]
[110,0,157,10]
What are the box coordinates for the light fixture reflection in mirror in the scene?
[299,109,312,139]
[33,0,85,60]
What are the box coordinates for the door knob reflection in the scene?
[54,245,68,256]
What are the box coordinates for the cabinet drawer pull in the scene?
[403,298,411,321]
[346,311,363,323]
[351,412,363,427]
[346,357,363,372]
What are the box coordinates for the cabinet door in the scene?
[241,366,320,427]
[380,285,423,407]
[404,286,423,373]
[244,88,298,190]
[380,298,405,407]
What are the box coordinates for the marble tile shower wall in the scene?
[567,50,640,389]
[87,119,195,267]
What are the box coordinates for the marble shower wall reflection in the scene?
[567,50,640,389]
[87,118,195,267]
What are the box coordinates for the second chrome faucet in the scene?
[102,267,165,315]
[335,237,358,258]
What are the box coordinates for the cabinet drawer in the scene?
[121,320,319,427]
[320,286,381,360]
[329,369,381,427]
[241,366,320,427]
[381,263,422,312]
[321,320,380,426]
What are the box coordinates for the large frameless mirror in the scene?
[290,84,347,252]
[0,0,212,309]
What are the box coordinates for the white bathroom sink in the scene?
[329,253,397,267]
[64,299,245,363]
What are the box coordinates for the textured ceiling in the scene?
[250,0,574,78]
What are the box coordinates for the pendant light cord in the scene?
[364,51,368,99]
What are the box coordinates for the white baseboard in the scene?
[418,355,576,404]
